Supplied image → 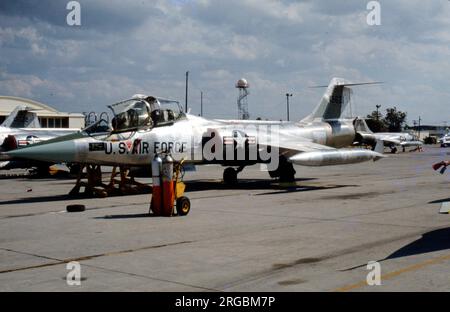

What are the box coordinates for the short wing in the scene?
[258,130,384,167]
[257,131,335,157]
[211,120,335,155]
[278,139,335,155]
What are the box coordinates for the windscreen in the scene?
[109,99,152,132]
[158,99,184,120]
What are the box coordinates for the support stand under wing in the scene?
[68,165,151,197]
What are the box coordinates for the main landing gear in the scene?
[222,156,297,185]
[223,166,245,185]
[389,145,398,154]
[268,156,296,182]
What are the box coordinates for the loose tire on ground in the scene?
[176,196,191,216]
[66,204,86,212]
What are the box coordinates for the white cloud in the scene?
[0,26,47,55]
[0,0,449,124]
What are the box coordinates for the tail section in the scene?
[302,78,353,122]
[0,106,41,128]
[302,78,382,122]
[354,118,373,134]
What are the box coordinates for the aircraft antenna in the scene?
[185,71,189,113]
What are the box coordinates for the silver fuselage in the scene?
[7,115,356,167]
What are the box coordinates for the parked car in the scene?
[439,134,450,147]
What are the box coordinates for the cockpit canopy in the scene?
[108,95,184,132]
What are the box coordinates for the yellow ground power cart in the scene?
[174,160,190,216]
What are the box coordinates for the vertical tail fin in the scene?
[0,106,41,128]
[302,78,353,122]
[302,78,382,122]
[354,118,373,134]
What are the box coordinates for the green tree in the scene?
[366,110,386,132]
[382,107,407,132]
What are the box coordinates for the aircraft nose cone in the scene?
[6,140,78,163]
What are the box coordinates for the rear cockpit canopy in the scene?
[108,95,184,132]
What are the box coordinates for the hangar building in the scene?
[0,96,84,128]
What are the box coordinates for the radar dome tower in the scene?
[236,78,249,120]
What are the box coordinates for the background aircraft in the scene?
[0,106,79,172]
[354,118,423,153]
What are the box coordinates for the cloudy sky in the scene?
[0,0,449,124]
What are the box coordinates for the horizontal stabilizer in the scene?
[309,81,383,88]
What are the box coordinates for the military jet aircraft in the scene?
[5,78,384,185]
[0,106,79,171]
[354,118,423,153]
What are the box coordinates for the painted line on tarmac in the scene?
[0,240,193,274]
[334,253,450,292]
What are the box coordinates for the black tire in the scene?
[35,165,51,177]
[68,164,81,175]
[223,167,238,185]
[278,156,296,182]
[176,196,190,216]
[268,170,279,178]
[66,204,86,212]
[279,171,296,183]
[268,155,296,182]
